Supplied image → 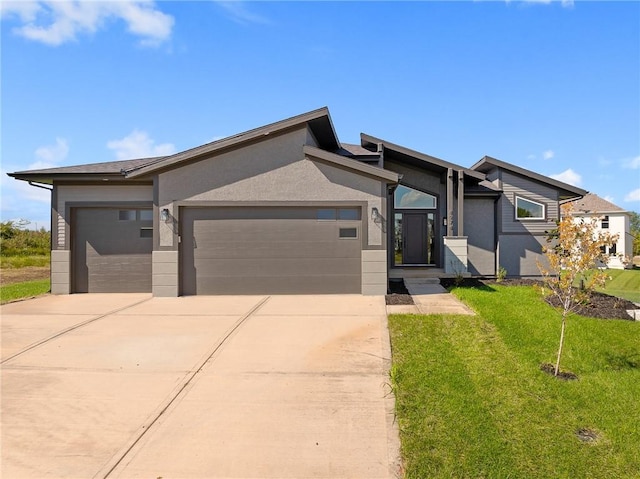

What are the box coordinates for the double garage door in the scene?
[180,207,362,295]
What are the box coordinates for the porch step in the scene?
[403,278,441,286]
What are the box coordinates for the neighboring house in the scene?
[9,107,587,296]
[568,193,633,269]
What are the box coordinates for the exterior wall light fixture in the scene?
[160,208,170,222]
[371,207,381,222]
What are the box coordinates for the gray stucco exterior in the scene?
[8,107,587,295]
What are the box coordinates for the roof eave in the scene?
[472,156,588,199]
[361,133,486,181]
[303,145,399,183]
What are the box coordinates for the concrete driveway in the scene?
[1,294,401,478]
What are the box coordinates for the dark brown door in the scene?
[403,213,429,264]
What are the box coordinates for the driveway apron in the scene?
[1,294,401,478]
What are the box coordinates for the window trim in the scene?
[515,195,546,221]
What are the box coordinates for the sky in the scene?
[2,0,639,230]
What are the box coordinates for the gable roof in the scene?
[360,133,486,181]
[125,107,339,179]
[471,155,587,200]
[569,193,628,214]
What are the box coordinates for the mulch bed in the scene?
[440,277,637,321]
[386,280,414,305]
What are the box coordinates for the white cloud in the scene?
[603,195,615,203]
[1,1,173,46]
[107,129,175,160]
[215,1,270,25]
[624,189,640,203]
[542,150,554,160]
[513,0,574,7]
[622,155,640,170]
[550,168,582,186]
[32,137,69,169]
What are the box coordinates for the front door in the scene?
[394,211,436,265]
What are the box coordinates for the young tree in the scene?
[538,203,617,377]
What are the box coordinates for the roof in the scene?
[303,145,399,183]
[471,155,587,200]
[336,143,380,158]
[361,133,486,181]
[8,157,162,184]
[569,193,628,214]
[125,107,339,178]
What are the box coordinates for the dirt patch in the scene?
[441,277,636,321]
[386,280,414,305]
[576,428,600,443]
[1,267,50,285]
[540,363,578,381]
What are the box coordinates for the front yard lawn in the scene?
[389,284,640,479]
[599,269,640,303]
[0,279,50,304]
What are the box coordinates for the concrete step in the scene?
[403,278,441,285]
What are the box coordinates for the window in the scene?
[119,209,152,221]
[338,208,360,220]
[119,210,136,221]
[515,196,545,220]
[317,209,336,220]
[601,216,609,229]
[339,227,358,239]
[139,209,153,221]
[394,185,437,209]
[609,243,617,255]
[317,208,361,221]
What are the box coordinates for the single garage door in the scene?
[72,208,153,293]
[181,207,362,295]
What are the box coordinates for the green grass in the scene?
[0,279,50,304]
[0,255,50,269]
[600,269,640,303]
[389,284,640,478]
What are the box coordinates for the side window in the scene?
[601,216,609,229]
[515,196,545,220]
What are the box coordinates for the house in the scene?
[9,107,587,296]
[568,193,633,269]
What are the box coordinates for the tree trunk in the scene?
[555,314,567,376]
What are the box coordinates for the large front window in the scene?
[394,185,437,209]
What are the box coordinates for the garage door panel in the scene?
[192,240,360,260]
[192,275,361,295]
[192,220,359,243]
[193,257,362,277]
[182,207,362,295]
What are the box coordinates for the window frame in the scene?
[515,195,546,221]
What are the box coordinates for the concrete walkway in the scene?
[386,279,475,316]
[1,294,402,479]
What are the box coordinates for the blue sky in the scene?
[2,0,639,229]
